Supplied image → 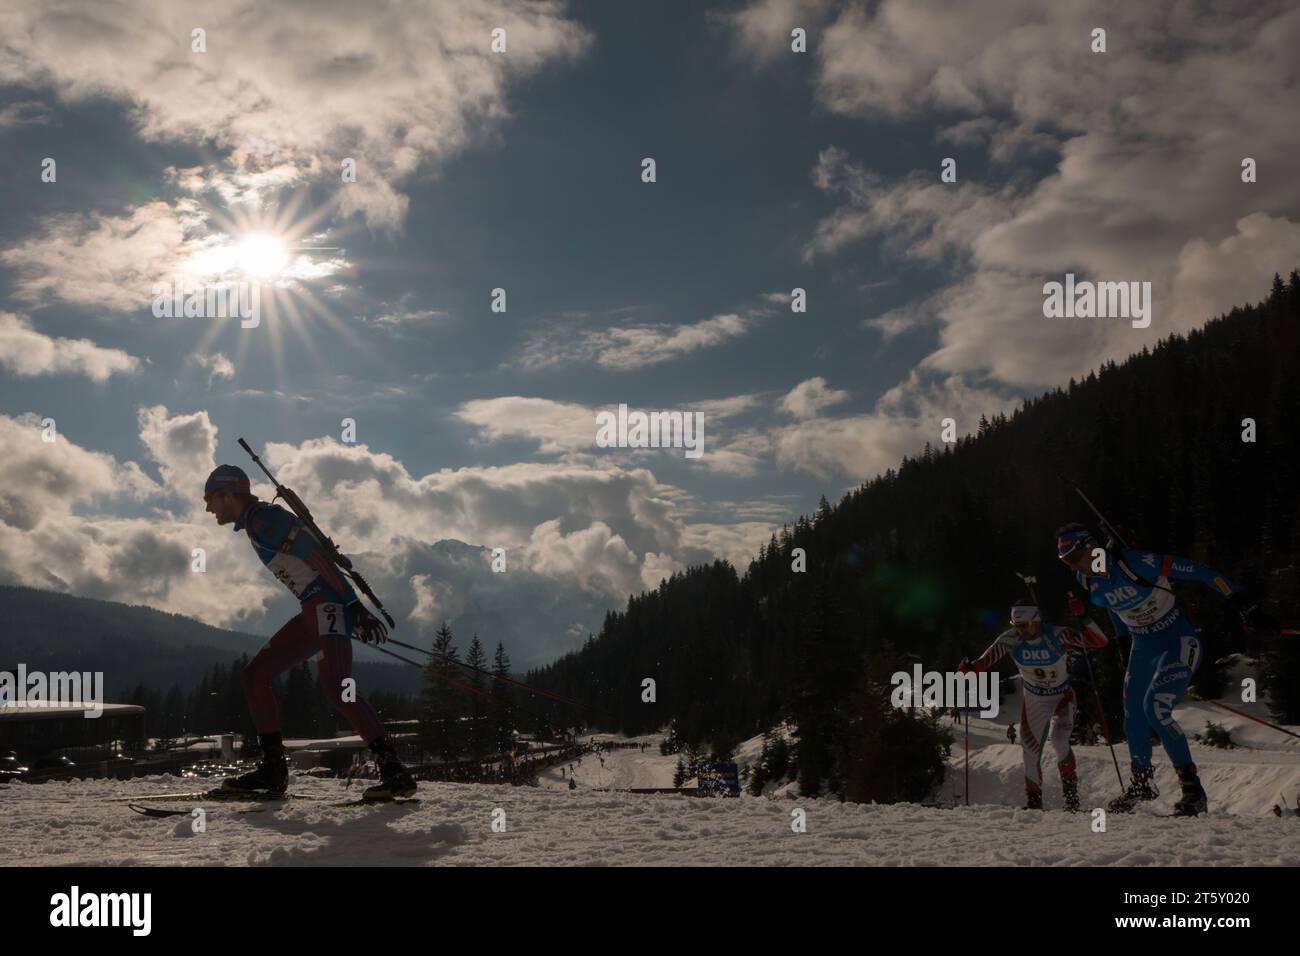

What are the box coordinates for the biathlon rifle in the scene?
[237,437,395,630]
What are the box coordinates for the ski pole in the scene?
[1017,573,1125,793]
[964,709,970,807]
[359,637,574,731]
[1184,690,1300,740]
[1056,472,1130,550]
[1068,594,1127,794]
[379,636,579,706]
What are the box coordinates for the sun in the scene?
[178,190,369,387]
[183,230,291,282]
[232,232,290,279]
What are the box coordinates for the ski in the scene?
[327,797,421,808]
[108,789,307,804]
[126,795,419,816]
[127,802,273,817]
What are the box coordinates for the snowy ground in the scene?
[938,661,1300,819]
[2,672,1298,865]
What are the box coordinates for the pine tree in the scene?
[465,635,491,760]
[420,622,465,763]
[490,642,516,756]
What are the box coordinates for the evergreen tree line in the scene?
[418,623,520,763]
[122,656,419,750]
[117,625,542,767]
[526,272,1300,802]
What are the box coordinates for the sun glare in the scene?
[183,231,291,281]
[233,232,290,279]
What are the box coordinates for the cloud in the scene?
[0,202,190,311]
[0,312,139,381]
[516,312,754,370]
[370,309,449,326]
[520,519,643,598]
[804,147,1014,264]
[772,370,1013,480]
[0,413,253,618]
[779,376,850,418]
[0,413,157,532]
[719,0,836,67]
[191,351,235,383]
[136,405,220,503]
[717,0,1300,477]
[0,408,784,663]
[680,521,781,573]
[0,0,592,230]
[1170,213,1300,322]
[455,393,776,477]
[0,99,51,128]
[456,396,596,456]
[863,300,937,343]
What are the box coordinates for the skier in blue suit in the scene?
[1055,523,1274,816]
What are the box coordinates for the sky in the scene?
[1,0,1297,668]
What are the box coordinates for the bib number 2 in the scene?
[316,602,345,637]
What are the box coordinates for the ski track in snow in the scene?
[3,694,1299,866]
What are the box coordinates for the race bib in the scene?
[316,602,345,637]
[1021,664,1065,689]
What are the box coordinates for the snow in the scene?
[949,667,1300,819]
[536,733,680,791]
[2,678,1298,865]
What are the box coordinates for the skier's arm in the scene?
[1123,549,1276,631]
[960,632,1013,673]
[1063,592,1109,648]
[1122,549,1240,596]
[283,513,358,603]
[1058,620,1108,649]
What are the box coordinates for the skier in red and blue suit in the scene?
[204,463,415,800]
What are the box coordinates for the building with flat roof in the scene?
[0,701,145,767]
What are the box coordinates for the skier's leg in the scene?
[1051,692,1081,810]
[1143,634,1201,770]
[1050,692,1076,774]
[316,630,385,743]
[242,610,317,733]
[300,599,416,799]
[1019,696,1041,788]
[1021,693,1052,807]
[1121,645,1159,771]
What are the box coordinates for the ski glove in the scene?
[348,601,389,644]
[1066,591,1087,618]
[1229,592,1279,633]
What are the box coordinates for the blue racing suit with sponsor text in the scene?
[1076,548,1240,771]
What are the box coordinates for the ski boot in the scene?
[1061,773,1081,813]
[222,732,288,795]
[1172,763,1208,817]
[1106,765,1158,813]
[1024,781,1043,810]
[363,734,417,801]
